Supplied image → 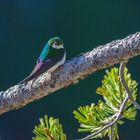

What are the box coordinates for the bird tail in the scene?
[19,74,36,84]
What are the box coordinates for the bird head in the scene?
[48,37,64,49]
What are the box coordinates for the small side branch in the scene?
[79,96,129,140]
[119,62,140,110]
[0,32,140,115]
[78,62,137,140]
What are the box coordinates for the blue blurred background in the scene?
[0,0,140,140]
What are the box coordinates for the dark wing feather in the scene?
[19,53,64,84]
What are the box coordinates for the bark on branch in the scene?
[0,32,140,115]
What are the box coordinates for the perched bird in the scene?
[20,37,66,84]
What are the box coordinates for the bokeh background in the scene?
[0,0,140,140]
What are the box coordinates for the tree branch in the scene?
[0,32,140,115]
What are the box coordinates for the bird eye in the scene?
[55,42,59,45]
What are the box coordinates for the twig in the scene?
[0,32,140,115]
[119,62,140,110]
[77,62,131,140]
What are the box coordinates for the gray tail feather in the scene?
[19,72,38,84]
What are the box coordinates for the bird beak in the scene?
[59,45,63,48]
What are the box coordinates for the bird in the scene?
[19,37,66,84]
